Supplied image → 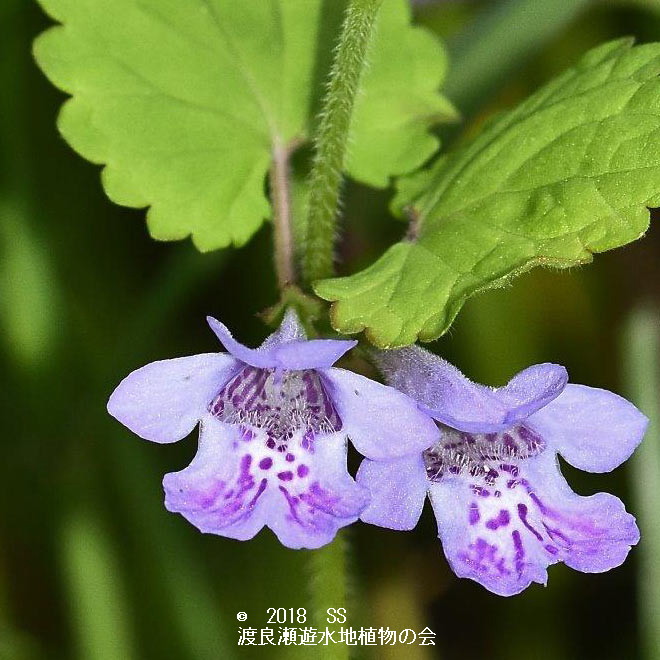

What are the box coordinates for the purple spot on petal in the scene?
[286,453,295,462]
[485,509,510,530]
[529,492,550,515]
[517,503,543,541]
[297,464,309,478]
[248,478,267,508]
[512,530,525,575]
[543,523,572,548]
[485,468,499,485]
[259,457,272,470]
[469,502,480,525]
[500,463,519,477]
[459,537,510,576]
[471,485,490,498]
[277,471,294,482]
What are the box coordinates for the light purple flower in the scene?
[357,346,647,596]
[107,311,438,549]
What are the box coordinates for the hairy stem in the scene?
[308,531,350,660]
[302,0,383,285]
[270,138,297,289]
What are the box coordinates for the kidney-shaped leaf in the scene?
[34,0,453,251]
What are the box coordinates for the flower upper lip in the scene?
[374,346,569,434]
[206,312,357,371]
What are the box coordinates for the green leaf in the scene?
[33,0,452,251]
[316,39,660,347]
[346,0,457,188]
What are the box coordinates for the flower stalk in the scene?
[302,0,383,285]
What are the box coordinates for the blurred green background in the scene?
[2,0,660,658]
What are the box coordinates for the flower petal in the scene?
[428,451,638,596]
[495,363,568,423]
[165,419,368,549]
[207,316,274,368]
[373,346,512,433]
[522,452,640,573]
[207,316,356,370]
[527,384,648,472]
[270,339,357,370]
[322,367,440,459]
[107,353,239,443]
[163,417,272,540]
[356,456,428,530]
[267,433,369,549]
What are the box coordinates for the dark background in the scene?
[2,0,660,658]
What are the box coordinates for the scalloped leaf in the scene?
[33,0,453,251]
[346,0,457,188]
[316,40,660,347]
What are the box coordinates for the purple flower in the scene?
[107,311,438,549]
[357,346,647,596]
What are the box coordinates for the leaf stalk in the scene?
[270,138,297,289]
